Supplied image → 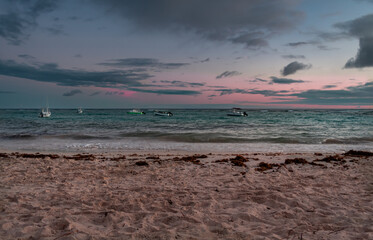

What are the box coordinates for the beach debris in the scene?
[173,156,201,165]
[12,152,60,159]
[109,155,126,161]
[193,154,208,159]
[135,161,149,166]
[344,150,373,157]
[215,159,229,163]
[314,153,323,156]
[230,155,248,167]
[64,154,95,161]
[146,156,160,160]
[0,153,9,158]
[315,155,345,163]
[255,162,280,172]
[284,158,308,165]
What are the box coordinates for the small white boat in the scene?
[77,108,83,114]
[227,108,248,117]
[39,108,51,118]
[154,110,173,117]
[127,109,145,115]
[39,99,51,118]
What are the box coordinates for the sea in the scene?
[0,109,372,153]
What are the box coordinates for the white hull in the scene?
[154,111,173,116]
[40,111,51,118]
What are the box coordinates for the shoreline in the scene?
[1,150,372,239]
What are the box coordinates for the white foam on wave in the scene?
[1,137,372,154]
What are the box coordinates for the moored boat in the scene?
[154,110,173,117]
[227,108,247,117]
[39,108,51,118]
[127,109,145,115]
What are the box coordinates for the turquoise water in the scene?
[0,109,372,152]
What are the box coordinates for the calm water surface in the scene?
[0,109,372,152]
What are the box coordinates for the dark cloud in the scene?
[98,58,189,69]
[217,89,251,96]
[230,32,268,48]
[215,82,373,105]
[344,37,373,68]
[89,91,101,96]
[335,14,373,68]
[74,54,82,58]
[322,85,337,89]
[247,78,268,83]
[18,54,35,60]
[0,0,57,45]
[282,81,373,105]
[159,80,205,88]
[281,61,311,76]
[127,88,201,95]
[200,58,210,63]
[247,89,291,96]
[216,71,242,79]
[92,0,303,48]
[105,91,124,95]
[215,88,289,96]
[63,89,82,97]
[282,55,305,59]
[285,41,313,47]
[270,76,305,84]
[0,59,153,87]
[0,59,205,96]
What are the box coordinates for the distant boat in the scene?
[154,110,173,117]
[77,108,83,114]
[127,109,145,115]
[227,108,248,117]
[39,99,51,118]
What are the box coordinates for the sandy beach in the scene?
[0,150,372,239]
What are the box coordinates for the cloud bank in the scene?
[92,0,303,48]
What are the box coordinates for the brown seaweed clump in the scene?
[315,155,345,163]
[284,158,308,165]
[215,159,229,163]
[230,155,248,167]
[135,161,149,166]
[174,156,201,165]
[110,155,126,161]
[255,162,280,172]
[344,150,373,157]
[13,152,60,159]
[146,156,160,160]
[64,154,95,161]
[0,153,9,158]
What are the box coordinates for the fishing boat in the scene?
[127,109,145,115]
[227,108,248,117]
[77,108,83,114]
[154,110,173,117]
[39,99,51,118]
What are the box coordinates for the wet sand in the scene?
[0,150,372,239]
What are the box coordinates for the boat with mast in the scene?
[39,99,51,118]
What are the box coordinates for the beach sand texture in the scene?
[0,151,372,239]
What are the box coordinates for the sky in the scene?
[0,0,372,109]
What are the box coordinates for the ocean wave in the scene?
[322,137,373,144]
[119,131,316,143]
